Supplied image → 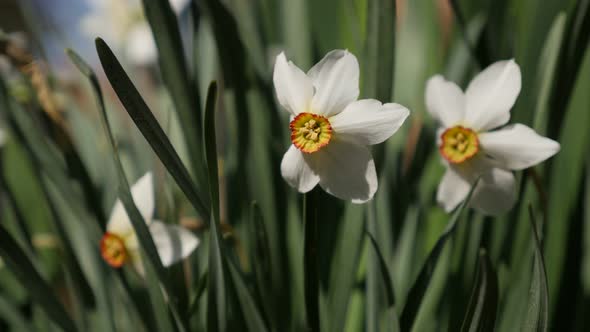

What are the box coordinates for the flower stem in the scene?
[303,190,320,332]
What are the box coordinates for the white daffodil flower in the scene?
[274,50,410,203]
[426,60,560,215]
[100,172,199,275]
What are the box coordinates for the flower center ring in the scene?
[290,112,333,153]
[439,125,479,164]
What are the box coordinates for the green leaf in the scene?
[364,0,396,101]
[545,43,590,312]
[399,179,478,332]
[94,38,210,221]
[203,81,228,332]
[248,201,275,326]
[303,189,321,332]
[140,0,206,183]
[0,224,76,332]
[460,249,499,332]
[227,259,269,332]
[366,231,396,307]
[67,47,181,332]
[326,204,365,332]
[522,206,549,332]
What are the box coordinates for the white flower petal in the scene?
[311,140,377,203]
[131,172,155,223]
[479,124,560,170]
[169,0,190,14]
[125,24,158,66]
[149,221,200,267]
[425,75,465,127]
[273,52,314,115]
[436,166,471,212]
[106,173,154,235]
[470,168,516,215]
[106,199,132,235]
[464,60,521,131]
[309,50,360,117]
[330,99,410,146]
[280,145,320,193]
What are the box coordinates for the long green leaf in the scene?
[67,47,181,332]
[140,0,205,183]
[522,206,549,332]
[460,249,499,332]
[303,189,320,332]
[0,224,76,332]
[94,38,210,221]
[399,179,478,331]
[227,260,269,332]
[366,231,396,307]
[203,81,228,332]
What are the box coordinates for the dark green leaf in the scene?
[366,231,396,307]
[203,81,228,332]
[400,179,479,331]
[140,0,206,186]
[227,259,269,332]
[303,189,320,332]
[94,38,210,221]
[460,249,499,332]
[0,224,76,332]
[522,206,549,332]
[68,47,182,332]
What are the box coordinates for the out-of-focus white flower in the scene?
[274,50,410,203]
[80,0,188,66]
[100,172,199,275]
[426,60,560,215]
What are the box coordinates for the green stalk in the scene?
[303,190,320,332]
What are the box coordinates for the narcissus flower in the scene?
[274,50,410,203]
[426,60,560,215]
[100,172,199,274]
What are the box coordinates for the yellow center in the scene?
[439,125,479,164]
[100,232,127,268]
[290,112,332,153]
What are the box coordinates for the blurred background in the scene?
[0,0,589,331]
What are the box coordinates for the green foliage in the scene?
[0,0,589,331]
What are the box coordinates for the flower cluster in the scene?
[274,51,559,215]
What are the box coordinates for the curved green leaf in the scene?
[460,249,498,332]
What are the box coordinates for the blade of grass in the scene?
[459,249,498,332]
[399,179,479,331]
[203,81,228,332]
[93,38,210,221]
[0,224,76,332]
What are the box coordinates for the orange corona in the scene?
[100,232,127,268]
[439,126,479,164]
[290,112,333,153]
